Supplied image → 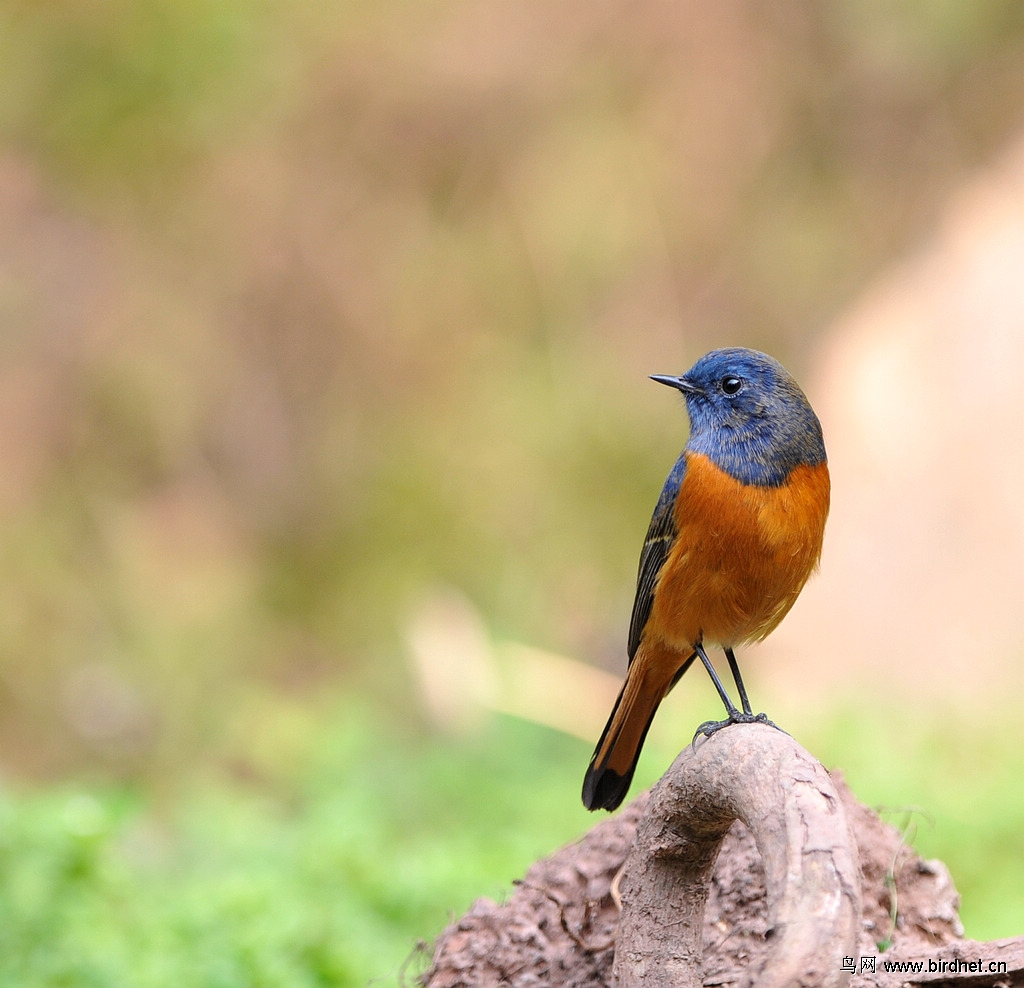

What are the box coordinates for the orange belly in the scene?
[646,452,830,650]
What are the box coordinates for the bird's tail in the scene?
[581,648,695,812]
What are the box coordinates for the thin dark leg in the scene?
[691,645,787,742]
[693,642,740,717]
[724,647,752,716]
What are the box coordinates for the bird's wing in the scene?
[627,452,687,662]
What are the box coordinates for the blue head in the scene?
[652,347,826,486]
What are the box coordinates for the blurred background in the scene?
[3,1,1024,984]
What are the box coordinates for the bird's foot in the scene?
[692,710,786,743]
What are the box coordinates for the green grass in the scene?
[0,696,596,988]
[0,691,1021,987]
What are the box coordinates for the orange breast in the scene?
[646,452,830,650]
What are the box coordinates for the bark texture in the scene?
[422,724,1024,988]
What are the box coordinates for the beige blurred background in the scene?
[765,135,1024,708]
[1,0,1023,777]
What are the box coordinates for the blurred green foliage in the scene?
[0,0,282,194]
[1,0,1024,980]
[0,696,594,987]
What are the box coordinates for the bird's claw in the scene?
[691,710,786,745]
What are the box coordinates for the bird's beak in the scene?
[650,374,703,396]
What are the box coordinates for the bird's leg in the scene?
[724,647,752,716]
[692,645,787,741]
[692,642,741,718]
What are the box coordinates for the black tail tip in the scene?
[581,766,632,812]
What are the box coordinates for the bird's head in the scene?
[651,347,826,484]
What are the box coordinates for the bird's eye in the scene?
[721,376,742,395]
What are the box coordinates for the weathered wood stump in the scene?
[422,724,1024,988]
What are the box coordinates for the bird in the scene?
[582,347,829,812]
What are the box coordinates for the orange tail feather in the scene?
[581,648,694,811]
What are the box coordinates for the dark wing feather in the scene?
[627,452,687,661]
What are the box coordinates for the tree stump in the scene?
[422,724,1024,988]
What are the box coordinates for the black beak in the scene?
[650,374,703,396]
